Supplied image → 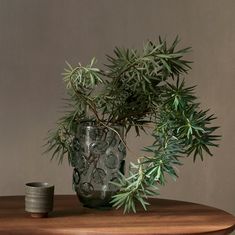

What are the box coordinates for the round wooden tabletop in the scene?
[0,195,234,235]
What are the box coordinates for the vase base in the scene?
[76,191,114,209]
[83,204,112,210]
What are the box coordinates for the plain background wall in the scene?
[0,0,235,219]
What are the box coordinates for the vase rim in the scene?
[78,122,124,129]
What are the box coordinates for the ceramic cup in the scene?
[25,182,54,218]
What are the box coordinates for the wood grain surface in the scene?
[0,195,234,235]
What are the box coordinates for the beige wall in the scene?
[0,0,235,217]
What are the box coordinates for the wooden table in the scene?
[0,195,234,235]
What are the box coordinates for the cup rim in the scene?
[25,182,54,188]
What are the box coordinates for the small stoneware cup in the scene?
[25,182,54,218]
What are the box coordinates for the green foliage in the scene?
[45,36,220,213]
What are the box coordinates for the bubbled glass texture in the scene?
[72,125,126,208]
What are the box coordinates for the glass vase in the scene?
[72,124,126,208]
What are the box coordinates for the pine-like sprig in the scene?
[45,36,220,213]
